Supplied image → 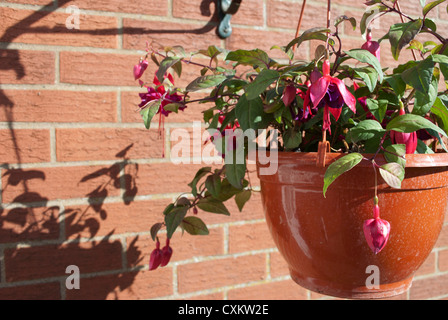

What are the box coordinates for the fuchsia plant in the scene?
[133,0,448,267]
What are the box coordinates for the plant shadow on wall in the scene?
[0,144,140,299]
[0,0,218,299]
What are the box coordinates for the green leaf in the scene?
[360,4,388,37]
[225,162,246,189]
[431,97,448,134]
[245,69,280,100]
[413,76,438,115]
[401,56,434,92]
[150,222,163,241]
[421,0,427,7]
[423,0,447,16]
[226,49,271,69]
[334,15,356,30]
[196,198,230,215]
[140,100,161,129]
[323,153,364,197]
[156,57,182,83]
[285,27,332,53]
[283,127,302,149]
[379,163,404,189]
[386,113,447,139]
[186,75,227,92]
[344,49,383,82]
[365,99,387,123]
[384,144,406,168]
[165,205,189,238]
[354,67,378,92]
[181,216,209,236]
[388,20,423,60]
[235,95,268,131]
[348,119,385,143]
[188,167,212,197]
[385,75,407,98]
[235,189,251,212]
[205,174,222,199]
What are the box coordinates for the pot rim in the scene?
[253,150,448,168]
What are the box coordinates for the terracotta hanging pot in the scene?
[256,151,448,299]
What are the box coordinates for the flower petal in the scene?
[331,78,356,113]
[310,76,330,108]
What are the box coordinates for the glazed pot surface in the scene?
[256,152,448,299]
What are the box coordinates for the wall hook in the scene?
[217,0,242,39]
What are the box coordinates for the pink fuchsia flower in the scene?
[363,203,391,254]
[390,106,417,154]
[361,31,381,61]
[307,60,357,133]
[133,59,149,80]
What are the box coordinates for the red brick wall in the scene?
[0,0,447,300]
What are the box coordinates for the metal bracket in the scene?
[217,0,242,39]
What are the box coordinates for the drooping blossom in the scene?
[363,201,391,254]
[133,59,149,80]
[149,239,163,270]
[305,60,357,133]
[160,238,173,267]
[390,106,417,154]
[207,114,241,159]
[362,31,381,61]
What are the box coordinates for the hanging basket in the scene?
[256,151,448,299]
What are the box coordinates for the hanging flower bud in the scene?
[149,239,163,270]
[390,104,417,154]
[133,59,149,80]
[160,239,173,267]
[362,31,381,61]
[282,85,297,107]
[363,202,391,254]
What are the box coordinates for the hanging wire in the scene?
[293,0,307,52]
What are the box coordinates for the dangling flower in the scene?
[160,238,173,267]
[149,239,163,270]
[390,104,417,154]
[133,59,149,80]
[307,60,357,133]
[363,200,391,254]
[362,30,381,61]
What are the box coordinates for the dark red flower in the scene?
[149,239,163,270]
[390,106,417,154]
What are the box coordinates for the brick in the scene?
[436,224,448,248]
[65,269,172,300]
[59,51,138,86]
[3,0,53,4]
[0,7,117,48]
[269,251,290,278]
[267,0,342,32]
[122,18,221,53]
[0,129,50,164]
[177,254,266,293]
[0,205,60,243]
[172,0,263,27]
[409,273,448,299]
[0,90,117,123]
[2,165,122,203]
[55,128,164,162]
[127,228,224,267]
[228,222,276,254]
[4,239,123,282]
[60,0,168,16]
[225,27,303,60]
[0,282,61,300]
[182,292,225,300]
[0,50,55,84]
[439,249,448,272]
[227,279,308,300]
[65,199,170,240]
[415,252,436,276]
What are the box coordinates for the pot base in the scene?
[290,270,412,299]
